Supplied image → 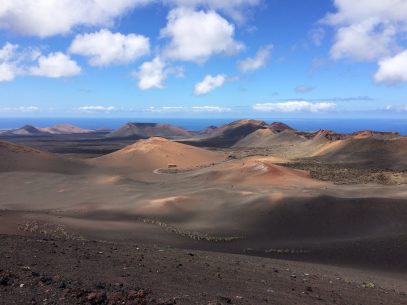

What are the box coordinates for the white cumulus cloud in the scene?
[324,0,407,61]
[253,101,336,113]
[0,42,80,81]
[0,43,21,81]
[0,0,153,37]
[194,74,227,95]
[330,21,395,61]
[324,0,407,83]
[0,63,18,82]
[134,57,167,90]
[161,8,244,63]
[29,52,81,78]
[374,50,407,84]
[238,44,273,72]
[69,29,150,67]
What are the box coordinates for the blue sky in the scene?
[0,0,407,118]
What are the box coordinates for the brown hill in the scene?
[185,120,269,147]
[192,156,320,187]
[234,129,307,148]
[1,125,50,136]
[106,122,193,139]
[269,121,294,132]
[90,137,226,172]
[199,125,219,135]
[0,141,86,173]
[42,124,94,134]
[351,130,400,139]
[313,137,407,169]
[309,130,347,141]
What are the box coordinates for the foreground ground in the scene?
[1,234,407,305]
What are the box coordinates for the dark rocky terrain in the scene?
[1,235,406,305]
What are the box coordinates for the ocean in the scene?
[0,117,407,135]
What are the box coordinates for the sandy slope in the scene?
[188,156,319,187]
[234,129,331,159]
[314,137,407,169]
[90,137,226,172]
[234,129,307,148]
[0,141,85,173]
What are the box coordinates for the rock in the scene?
[95,282,106,289]
[0,276,9,286]
[217,296,232,304]
[128,289,146,299]
[87,291,107,304]
[58,282,66,289]
[40,276,53,285]
[157,298,176,305]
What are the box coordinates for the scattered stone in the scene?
[157,298,176,305]
[95,282,106,289]
[128,289,146,299]
[0,276,9,286]
[217,296,232,304]
[86,291,107,304]
[40,276,53,285]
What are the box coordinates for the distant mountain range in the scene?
[1,120,404,170]
[0,119,406,172]
[0,124,97,136]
